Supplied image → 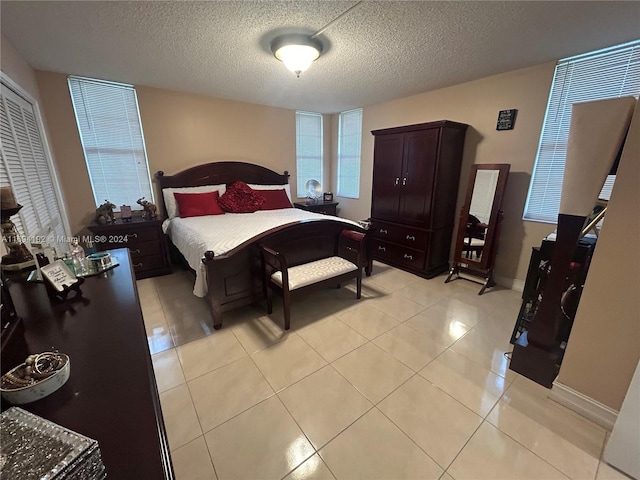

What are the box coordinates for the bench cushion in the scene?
[271,256,358,290]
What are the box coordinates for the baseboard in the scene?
[550,381,619,430]
[494,274,525,293]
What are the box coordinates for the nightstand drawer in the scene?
[127,240,162,259]
[130,254,167,274]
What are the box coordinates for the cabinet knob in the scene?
[403,254,413,260]
[394,177,399,186]
[402,177,407,186]
[406,235,415,241]
[379,228,388,235]
[378,246,386,252]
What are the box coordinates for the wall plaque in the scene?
[497,109,517,131]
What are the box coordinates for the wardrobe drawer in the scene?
[372,239,426,270]
[373,221,428,250]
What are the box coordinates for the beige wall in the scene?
[556,102,640,411]
[1,35,41,100]
[332,62,557,284]
[34,71,303,235]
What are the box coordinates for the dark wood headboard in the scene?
[155,161,290,217]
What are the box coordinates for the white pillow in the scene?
[162,184,226,219]
[247,184,293,203]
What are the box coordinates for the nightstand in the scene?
[87,217,171,279]
[294,201,339,216]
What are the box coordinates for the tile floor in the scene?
[139,263,631,480]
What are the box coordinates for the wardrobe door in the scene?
[398,128,439,226]
[371,133,404,221]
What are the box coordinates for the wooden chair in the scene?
[259,230,365,330]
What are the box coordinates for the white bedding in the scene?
[163,208,359,296]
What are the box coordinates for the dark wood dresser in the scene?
[88,216,171,279]
[1,249,174,479]
[370,120,468,278]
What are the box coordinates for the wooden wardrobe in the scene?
[370,120,468,278]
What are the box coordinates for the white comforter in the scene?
[163,208,359,296]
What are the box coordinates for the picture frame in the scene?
[323,192,333,202]
[40,260,79,293]
[120,205,132,222]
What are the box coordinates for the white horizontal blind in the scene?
[337,108,362,199]
[1,81,67,252]
[524,40,640,223]
[68,76,153,209]
[295,111,323,196]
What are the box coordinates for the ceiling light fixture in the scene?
[271,1,362,78]
[271,34,323,78]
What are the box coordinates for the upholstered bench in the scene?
[259,230,365,330]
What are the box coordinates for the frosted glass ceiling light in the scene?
[271,35,322,77]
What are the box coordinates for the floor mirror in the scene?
[446,163,510,294]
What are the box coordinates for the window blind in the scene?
[524,40,640,223]
[68,76,153,209]
[337,108,363,199]
[295,111,323,196]
[1,80,68,252]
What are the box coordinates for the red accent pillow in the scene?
[257,189,293,210]
[174,191,224,218]
[218,181,265,213]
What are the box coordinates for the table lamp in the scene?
[1,186,35,271]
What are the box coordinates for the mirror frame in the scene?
[447,163,510,293]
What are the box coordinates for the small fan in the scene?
[305,179,322,200]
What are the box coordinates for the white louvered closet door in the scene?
[0,80,67,252]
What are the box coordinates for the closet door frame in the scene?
[1,72,71,243]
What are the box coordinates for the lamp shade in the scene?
[271,35,322,77]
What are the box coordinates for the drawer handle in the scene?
[129,233,138,238]
[406,235,416,241]
[133,262,143,268]
[394,177,399,186]
[378,246,386,252]
[402,177,407,186]
[131,248,141,254]
[379,228,388,235]
[403,254,413,260]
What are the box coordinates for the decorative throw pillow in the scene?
[174,191,224,218]
[257,188,293,210]
[162,184,226,219]
[218,181,265,213]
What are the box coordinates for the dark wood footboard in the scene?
[202,219,369,329]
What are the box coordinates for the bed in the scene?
[156,161,370,329]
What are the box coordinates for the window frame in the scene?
[295,110,323,198]
[337,108,363,199]
[68,76,154,210]
[523,40,640,224]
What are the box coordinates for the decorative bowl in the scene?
[0,354,70,405]
[88,252,111,269]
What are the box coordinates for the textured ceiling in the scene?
[2,1,639,113]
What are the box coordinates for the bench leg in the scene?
[266,285,273,314]
[282,288,291,330]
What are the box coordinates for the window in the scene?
[337,108,363,199]
[68,76,153,209]
[524,40,640,223]
[295,111,323,196]
[1,76,69,252]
